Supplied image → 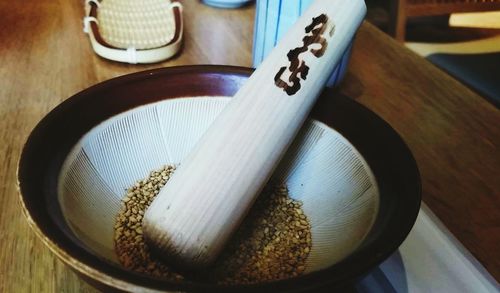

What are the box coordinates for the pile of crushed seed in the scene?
[114,165,183,281]
[210,183,312,284]
[114,165,312,285]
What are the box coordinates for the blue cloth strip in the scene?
[252,0,353,87]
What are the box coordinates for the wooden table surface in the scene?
[1,0,498,292]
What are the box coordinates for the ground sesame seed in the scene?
[114,165,312,285]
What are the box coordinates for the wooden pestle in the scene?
[143,0,367,269]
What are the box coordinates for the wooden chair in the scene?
[389,0,500,41]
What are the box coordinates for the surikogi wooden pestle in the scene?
[143,0,367,269]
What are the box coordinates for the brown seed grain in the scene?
[113,166,312,285]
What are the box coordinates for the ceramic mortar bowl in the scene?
[18,65,420,292]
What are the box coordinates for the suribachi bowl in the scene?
[18,65,421,292]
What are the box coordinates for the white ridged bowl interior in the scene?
[58,96,379,274]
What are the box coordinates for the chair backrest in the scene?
[389,0,500,40]
[406,0,500,17]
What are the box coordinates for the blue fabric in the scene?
[427,52,500,108]
[252,0,352,87]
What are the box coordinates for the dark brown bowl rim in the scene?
[18,65,421,292]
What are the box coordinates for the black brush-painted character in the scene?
[275,14,331,96]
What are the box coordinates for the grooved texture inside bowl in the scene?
[58,96,379,274]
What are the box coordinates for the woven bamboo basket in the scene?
[83,0,183,64]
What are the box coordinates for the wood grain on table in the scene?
[0,0,498,292]
[341,24,500,281]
